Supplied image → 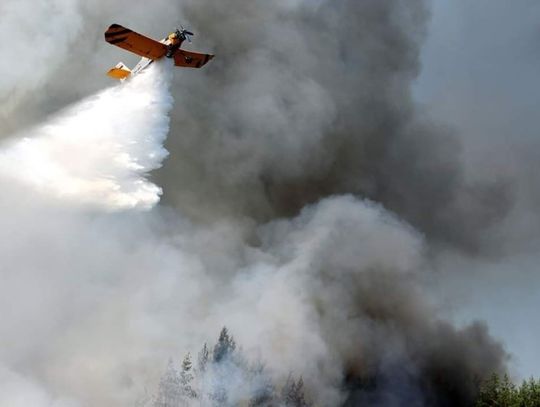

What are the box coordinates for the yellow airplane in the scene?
[104,23,214,80]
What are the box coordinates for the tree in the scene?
[281,376,311,407]
[198,343,209,373]
[149,328,313,407]
[154,359,182,407]
[179,353,197,401]
[473,373,540,407]
[249,377,275,407]
[248,361,276,407]
[213,327,236,363]
[518,377,540,406]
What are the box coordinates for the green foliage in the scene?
[476,374,540,407]
[518,378,540,406]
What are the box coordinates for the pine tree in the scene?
[249,377,275,407]
[206,327,237,406]
[198,343,209,373]
[213,327,236,363]
[476,374,540,406]
[518,377,540,406]
[281,375,311,407]
[154,359,182,407]
[149,329,313,407]
[179,353,197,400]
[248,361,276,407]
[476,374,517,407]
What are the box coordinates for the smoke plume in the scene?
[2,0,536,406]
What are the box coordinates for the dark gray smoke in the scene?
[2,0,534,406]
[155,0,513,253]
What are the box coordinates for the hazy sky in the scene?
[416,0,540,379]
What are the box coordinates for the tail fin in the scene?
[107,62,131,80]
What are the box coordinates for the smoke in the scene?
[0,366,79,407]
[1,0,534,406]
[152,0,513,253]
[0,0,82,124]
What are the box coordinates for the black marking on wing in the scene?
[109,36,128,44]
[105,29,132,38]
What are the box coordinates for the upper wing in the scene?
[173,49,214,68]
[105,24,167,60]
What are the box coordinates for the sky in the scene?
[415,0,540,379]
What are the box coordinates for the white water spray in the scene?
[0,60,174,210]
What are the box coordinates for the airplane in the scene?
[104,23,214,80]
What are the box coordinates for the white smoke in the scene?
[0,185,425,406]
[0,0,82,117]
[0,61,173,210]
[0,367,79,407]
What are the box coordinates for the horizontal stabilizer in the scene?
[173,50,214,68]
[107,62,131,80]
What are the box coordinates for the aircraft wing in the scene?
[173,49,214,68]
[105,24,167,60]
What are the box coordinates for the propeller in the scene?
[179,25,194,43]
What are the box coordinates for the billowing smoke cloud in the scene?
[0,190,507,406]
[1,0,533,406]
[156,0,512,253]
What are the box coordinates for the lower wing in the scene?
[173,50,214,68]
[105,24,167,60]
